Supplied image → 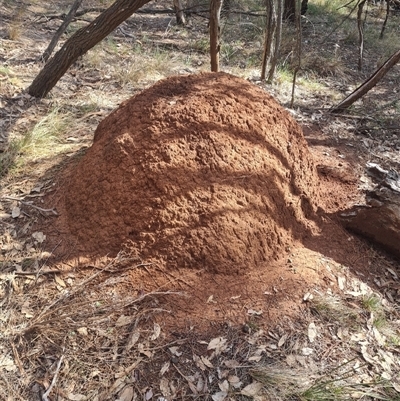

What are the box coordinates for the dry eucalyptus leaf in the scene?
[21,301,34,318]
[338,276,346,290]
[188,381,198,395]
[303,292,313,301]
[207,295,217,304]
[116,315,133,327]
[126,331,140,351]
[196,376,205,392]
[248,355,262,362]
[219,380,229,392]
[150,323,161,341]
[302,347,313,356]
[77,327,88,336]
[138,343,152,358]
[0,355,17,372]
[11,207,20,218]
[278,334,288,347]
[54,275,66,288]
[228,375,241,388]
[169,346,182,357]
[240,382,264,397]
[159,378,170,397]
[144,388,153,401]
[201,356,214,369]
[361,345,375,364]
[211,391,227,401]
[286,354,297,367]
[223,359,240,369]
[117,386,135,401]
[308,322,317,343]
[160,361,170,376]
[207,337,228,355]
[247,309,263,316]
[32,231,46,243]
[373,327,386,347]
[67,394,86,401]
[193,354,206,371]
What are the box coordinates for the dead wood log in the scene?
[338,163,400,259]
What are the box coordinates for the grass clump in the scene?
[361,294,382,312]
[309,295,360,328]
[1,108,72,176]
[17,108,70,158]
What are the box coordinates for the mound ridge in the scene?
[60,72,321,273]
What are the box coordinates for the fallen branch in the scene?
[330,48,400,113]
[1,196,58,215]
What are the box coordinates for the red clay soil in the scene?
[56,72,322,273]
[40,72,378,331]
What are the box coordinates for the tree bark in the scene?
[28,0,151,98]
[210,0,222,72]
[331,48,400,113]
[41,0,84,62]
[173,0,186,25]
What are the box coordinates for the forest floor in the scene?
[1,0,400,400]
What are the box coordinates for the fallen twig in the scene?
[1,196,58,215]
[42,355,64,401]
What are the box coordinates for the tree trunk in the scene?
[357,0,367,71]
[210,0,222,72]
[290,0,302,108]
[267,0,283,82]
[261,0,275,81]
[173,0,186,25]
[41,0,84,62]
[28,0,151,98]
[379,0,390,39]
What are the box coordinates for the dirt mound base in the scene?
[58,72,321,273]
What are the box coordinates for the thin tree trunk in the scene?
[268,0,283,82]
[173,0,186,25]
[261,0,275,81]
[331,48,400,113]
[28,0,151,98]
[42,0,84,62]
[380,0,390,39]
[290,0,302,108]
[357,0,367,71]
[210,0,222,72]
